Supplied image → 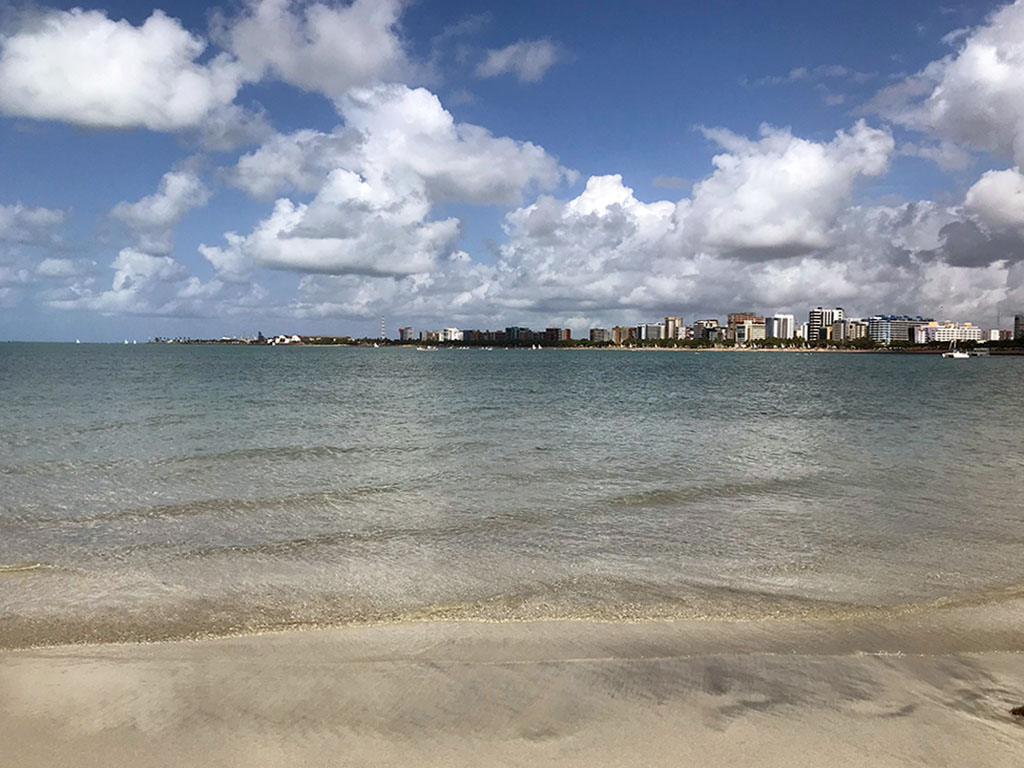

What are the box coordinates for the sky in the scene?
[2,0,1024,341]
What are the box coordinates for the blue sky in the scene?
[1,0,1021,340]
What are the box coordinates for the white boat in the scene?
[942,341,969,359]
[123,339,128,344]
[75,339,80,344]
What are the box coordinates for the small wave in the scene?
[0,562,54,573]
[609,476,817,507]
[24,486,403,527]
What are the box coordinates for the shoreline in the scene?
[4,601,1024,766]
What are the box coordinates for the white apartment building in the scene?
[735,320,767,345]
[767,313,795,339]
[913,322,983,344]
[638,323,665,340]
[663,316,684,339]
[807,307,844,342]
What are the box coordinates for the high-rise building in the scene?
[1015,314,1024,340]
[691,319,720,340]
[590,328,611,343]
[442,328,463,342]
[767,313,795,339]
[726,312,757,340]
[735,320,767,345]
[664,316,684,340]
[807,307,844,342]
[868,315,933,344]
[505,326,532,344]
[398,327,415,341]
[613,326,637,345]
[637,323,664,340]
[833,319,868,341]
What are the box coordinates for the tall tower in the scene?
[380,316,386,340]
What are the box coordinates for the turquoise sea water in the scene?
[2,343,1023,646]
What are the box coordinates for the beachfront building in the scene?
[735,319,767,345]
[590,328,611,343]
[832,318,869,341]
[505,327,532,344]
[807,307,844,342]
[868,315,932,344]
[766,313,795,339]
[420,330,441,342]
[442,328,463,342]
[663,316,684,340]
[543,328,571,342]
[613,326,637,345]
[691,319,720,341]
[726,312,757,340]
[913,322,983,344]
[1015,314,1024,340]
[398,327,415,341]
[638,322,665,340]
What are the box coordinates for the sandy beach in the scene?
[3,598,1023,767]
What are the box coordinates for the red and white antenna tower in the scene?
[380,316,386,340]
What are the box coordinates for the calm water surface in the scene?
[2,343,1023,646]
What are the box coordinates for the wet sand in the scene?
[2,600,1024,767]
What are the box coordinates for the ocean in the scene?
[2,343,1023,647]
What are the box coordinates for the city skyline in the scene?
[5,1,1024,341]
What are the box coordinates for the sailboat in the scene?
[942,339,969,359]
[75,339,80,344]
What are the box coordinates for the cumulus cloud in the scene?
[215,84,572,276]
[202,194,459,277]
[0,8,245,131]
[0,203,65,244]
[688,120,893,259]
[964,167,1024,230]
[111,170,210,255]
[217,0,412,98]
[279,117,1022,330]
[871,1,1024,166]
[47,247,266,317]
[476,39,559,82]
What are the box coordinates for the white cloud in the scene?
[688,120,894,259]
[216,84,572,276]
[47,247,267,318]
[35,257,93,278]
[0,9,245,131]
[0,203,65,244]
[217,0,412,98]
[964,167,1024,230]
[476,39,559,82]
[202,195,459,277]
[871,1,1024,166]
[111,170,210,255]
[281,118,1022,330]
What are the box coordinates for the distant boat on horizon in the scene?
[75,339,80,344]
